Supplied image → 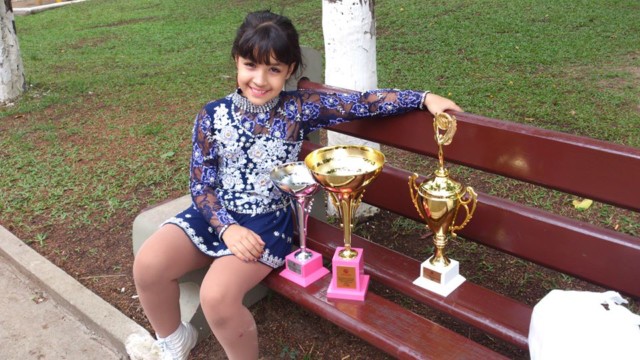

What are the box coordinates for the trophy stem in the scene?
[293,198,313,262]
[429,234,451,267]
[337,194,358,259]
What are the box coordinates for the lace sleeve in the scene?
[189,106,237,236]
[293,88,427,134]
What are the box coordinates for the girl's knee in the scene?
[199,286,227,309]
[132,252,155,288]
[133,246,170,288]
[199,286,240,325]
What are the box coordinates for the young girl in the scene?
[133,9,462,360]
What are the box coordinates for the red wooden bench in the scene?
[260,79,640,358]
[133,78,639,359]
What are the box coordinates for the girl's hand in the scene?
[222,224,265,262]
[424,93,463,115]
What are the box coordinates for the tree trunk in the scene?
[1,0,26,104]
[322,0,377,90]
[322,0,379,217]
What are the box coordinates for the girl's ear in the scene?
[286,63,296,79]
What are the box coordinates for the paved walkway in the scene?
[0,226,149,359]
[13,0,87,16]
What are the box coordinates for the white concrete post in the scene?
[322,0,380,217]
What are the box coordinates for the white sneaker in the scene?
[125,331,161,360]
[153,322,198,360]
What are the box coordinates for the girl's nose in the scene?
[253,70,267,86]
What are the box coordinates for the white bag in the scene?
[529,290,640,360]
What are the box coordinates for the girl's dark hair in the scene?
[231,10,303,75]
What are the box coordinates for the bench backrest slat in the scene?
[300,79,640,212]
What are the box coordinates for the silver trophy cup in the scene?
[270,161,329,287]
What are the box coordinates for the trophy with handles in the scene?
[409,113,478,297]
[305,145,385,301]
[271,162,330,287]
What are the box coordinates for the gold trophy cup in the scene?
[305,145,385,301]
[409,113,477,297]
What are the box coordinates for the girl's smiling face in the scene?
[236,55,294,106]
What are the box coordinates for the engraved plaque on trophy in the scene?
[305,145,385,301]
[409,113,478,297]
[271,162,330,287]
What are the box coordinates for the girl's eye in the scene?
[270,67,282,73]
[244,62,256,68]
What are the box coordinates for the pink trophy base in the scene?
[279,249,329,287]
[327,247,370,301]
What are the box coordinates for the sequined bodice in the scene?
[214,95,302,214]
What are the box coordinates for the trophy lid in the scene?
[417,168,463,199]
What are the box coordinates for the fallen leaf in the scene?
[572,198,593,211]
[160,151,175,159]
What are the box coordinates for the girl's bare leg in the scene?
[200,256,272,360]
[133,224,212,337]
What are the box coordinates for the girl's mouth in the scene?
[250,87,270,97]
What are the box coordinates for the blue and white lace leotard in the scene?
[164,88,427,268]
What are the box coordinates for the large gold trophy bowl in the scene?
[305,145,385,301]
[409,113,478,297]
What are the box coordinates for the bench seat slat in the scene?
[304,218,532,350]
[263,269,507,359]
[301,142,640,299]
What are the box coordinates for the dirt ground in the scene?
[0,104,535,359]
[9,169,613,359]
[2,101,632,359]
[2,42,636,357]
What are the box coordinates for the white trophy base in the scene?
[413,258,465,297]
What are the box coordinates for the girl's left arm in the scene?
[422,92,463,115]
[292,89,461,134]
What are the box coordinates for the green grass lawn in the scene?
[1,1,638,357]
[1,0,638,260]
[7,0,640,139]
[1,0,637,258]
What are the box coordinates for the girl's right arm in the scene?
[189,106,264,261]
[189,107,238,238]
